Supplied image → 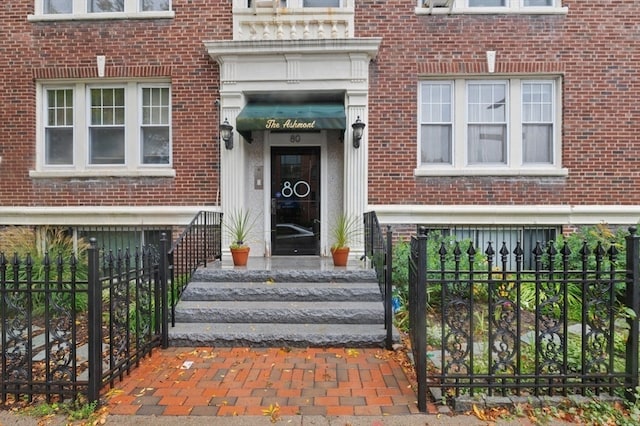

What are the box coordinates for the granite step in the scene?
[168,322,390,348]
[180,281,382,302]
[173,300,384,324]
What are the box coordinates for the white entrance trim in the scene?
[205,38,381,256]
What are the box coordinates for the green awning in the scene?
[236,103,346,142]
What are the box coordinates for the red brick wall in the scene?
[357,0,640,206]
[0,1,231,206]
[0,1,637,210]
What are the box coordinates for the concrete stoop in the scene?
[168,265,389,347]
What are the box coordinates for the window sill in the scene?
[414,167,569,177]
[29,168,176,178]
[415,6,568,16]
[27,11,175,22]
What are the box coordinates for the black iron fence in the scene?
[0,211,222,404]
[363,211,393,350]
[408,225,640,412]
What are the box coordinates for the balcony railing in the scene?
[233,7,354,41]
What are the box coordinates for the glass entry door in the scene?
[271,147,320,255]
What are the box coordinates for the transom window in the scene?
[37,0,170,16]
[38,82,171,175]
[418,78,562,176]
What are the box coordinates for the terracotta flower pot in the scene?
[331,246,350,267]
[230,246,250,266]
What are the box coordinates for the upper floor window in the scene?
[35,81,172,177]
[421,0,564,14]
[34,0,172,19]
[248,0,341,8]
[469,0,552,5]
[418,78,564,176]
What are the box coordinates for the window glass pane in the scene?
[303,0,340,6]
[89,0,124,12]
[46,129,74,165]
[469,0,505,6]
[142,127,170,164]
[422,84,451,122]
[44,0,72,13]
[524,0,552,6]
[141,0,170,11]
[523,124,552,163]
[142,88,169,125]
[523,82,552,122]
[468,124,506,164]
[47,89,73,126]
[421,125,452,164]
[90,128,125,164]
[91,88,125,125]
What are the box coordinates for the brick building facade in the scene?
[0,1,638,257]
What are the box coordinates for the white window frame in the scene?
[32,80,174,178]
[416,77,566,177]
[29,0,175,21]
[417,0,567,15]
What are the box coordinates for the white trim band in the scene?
[369,205,640,226]
[0,206,220,226]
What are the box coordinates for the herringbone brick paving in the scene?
[105,346,428,417]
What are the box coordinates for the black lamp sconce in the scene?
[351,116,365,148]
[220,118,234,150]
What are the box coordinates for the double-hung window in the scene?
[34,0,172,18]
[468,0,555,7]
[420,0,564,14]
[249,0,341,7]
[418,78,563,176]
[36,82,172,177]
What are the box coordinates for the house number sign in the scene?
[281,180,310,198]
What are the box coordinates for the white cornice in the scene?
[204,38,382,61]
[369,205,640,226]
[0,206,221,226]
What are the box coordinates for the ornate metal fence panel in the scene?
[0,252,89,403]
[409,226,640,411]
[0,212,223,403]
[94,243,163,395]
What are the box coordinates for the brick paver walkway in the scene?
[105,346,422,417]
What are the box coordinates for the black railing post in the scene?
[203,211,208,268]
[87,238,102,403]
[412,226,428,412]
[159,233,169,349]
[625,226,640,401]
[385,225,393,350]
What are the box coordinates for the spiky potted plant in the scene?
[329,213,360,267]
[224,209,257,266]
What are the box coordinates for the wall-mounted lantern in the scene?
[351,116,365,148]
[220,118,234,150]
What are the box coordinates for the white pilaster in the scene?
[220,93,245,249]
[344,91,368,256]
